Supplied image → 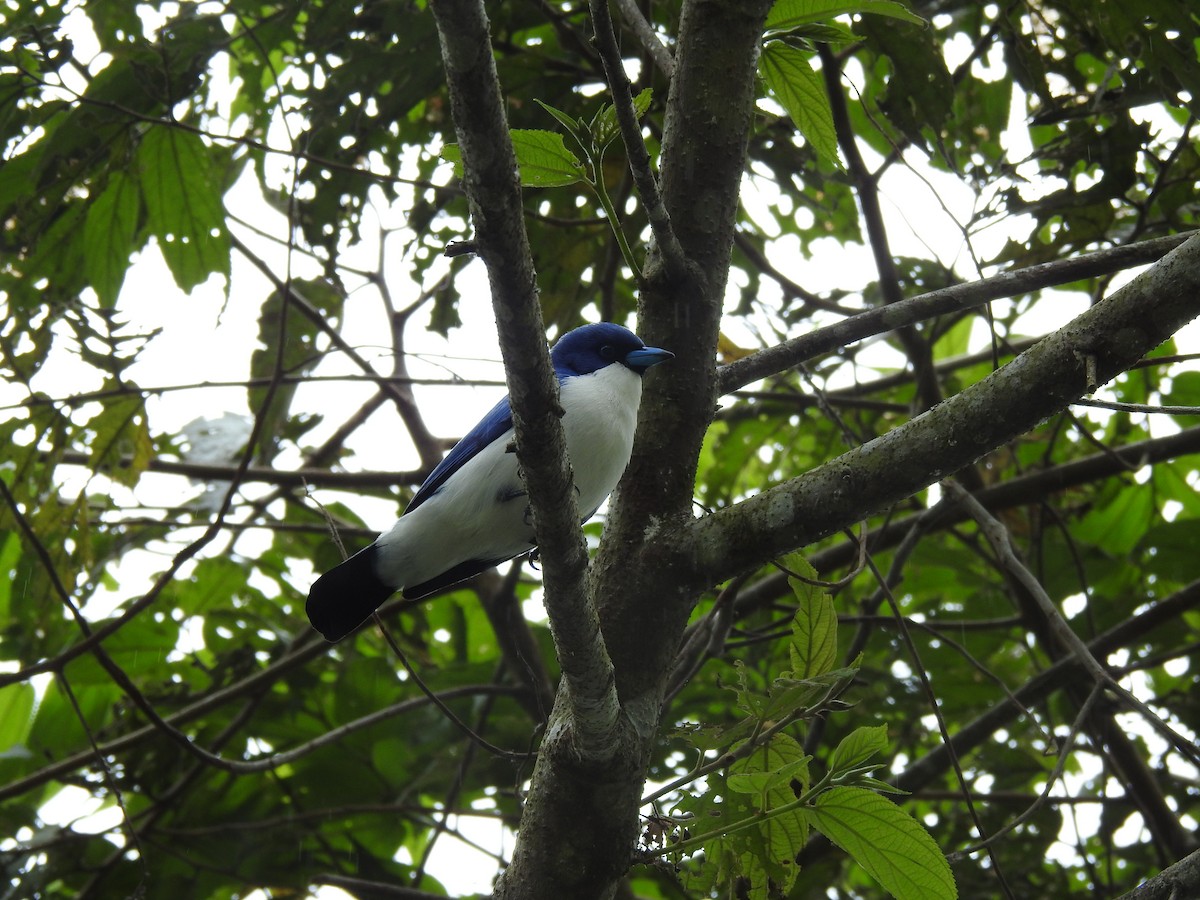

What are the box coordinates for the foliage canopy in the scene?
[2,0,1200,898]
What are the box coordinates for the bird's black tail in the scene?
[306,544,397,642]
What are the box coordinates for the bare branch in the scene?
[719,230,1198,394]
[429,0,621,761]
[589,0,689,280]
[612,0,674,78]
[53,449,424,489]
[692,235,1200,587]
[817,42,943,411]
[1115,847,1200,900]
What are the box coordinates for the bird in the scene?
[306,322,673,641]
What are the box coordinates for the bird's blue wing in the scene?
[405,393,514,513]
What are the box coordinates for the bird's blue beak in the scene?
[623,346,674,374]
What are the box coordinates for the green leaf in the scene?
[440,144,465,175]
[855,775,909,794]
[932,314,973,361]
[0,531,21,621]
[444,131,584,188]
[83,172,140,307]
[806,786,957,900]
[763,666,857,722]
[729,659,768,718]
[727,755,811,795]
[427,277,462,337]
[772,20,861,48]
[26,679,120,764]
[829,724,888,775]
[0,682,35,757]
[137,125,231,292]
[66,612,181,686]
[510,129,585,187]
[1155,462,1200,519]
[766,0,926,31]
[719,733,811,895]
[1076,483,1155,556]
[785,553,838,677]
[592,88,653,147]
[854,12,953,148]
[534,98,586,141]
[1163,370,1200,419]
[760,42,842,167]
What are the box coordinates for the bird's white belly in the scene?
[560,363,641,516]
[374,364,643,590]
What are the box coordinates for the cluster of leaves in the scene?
[650,557,954,900]
[1,0,1199,898]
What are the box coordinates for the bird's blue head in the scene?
[551,322,674,378]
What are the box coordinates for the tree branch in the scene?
[896,577,1200,795]
[428,0,621,761]
[734,423,1200,607]
[690,234,1200,588]
[612,0,674,79]
[946,481,1200,770]
[719,230,1197,394]
[232,235,445,471]
[1115,847,1200,900]
[589,0,688,280]
[817,42,943,412]
[54,449,424,489]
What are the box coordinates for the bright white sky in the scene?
[4,4,1198,897]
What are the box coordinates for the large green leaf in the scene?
[83,172,141,307]
[0,683,34,758]
[760,41,841,167]
[766,0,926,30]
[137,126,231,292]
[806,786,957,900]
[785,553,838,677]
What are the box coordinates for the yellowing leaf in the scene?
[86,389,154,487]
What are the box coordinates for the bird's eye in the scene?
[599,344,619,362]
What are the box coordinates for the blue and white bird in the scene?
[306,322,673,641]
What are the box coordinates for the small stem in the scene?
[653,773,834,858]
[588,159,643,282]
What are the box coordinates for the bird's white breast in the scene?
[374,363,643,591]
[559,362,642,516]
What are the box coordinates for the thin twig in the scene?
[945,481,1200,770]
[612,0,674,78]
[718,230,1197,394]
[949,684,1104,860]
[375,613,533,761]
[861,551,1016,899]
[56,672,149,895]
[588,0,689,281]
